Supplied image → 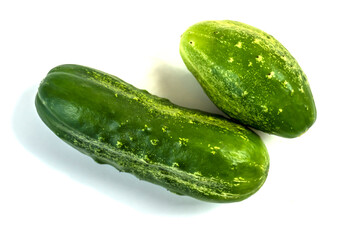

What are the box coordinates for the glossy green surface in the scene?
[35,64,269,202]
[180,20,317,138]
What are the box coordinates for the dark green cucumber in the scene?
[35,64,269,203]
[180,20,317,138]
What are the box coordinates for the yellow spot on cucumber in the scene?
[142,124,151,131]
[235,41,242,48]
[261,105,268,112]
[179,137,189,146]
[228,57,234,63]
[98,136,104,141]
[266,71,275,79]
[150,139,159,145]
[253,38,261,44]
[256,55,263,62]
[233,177,247,183]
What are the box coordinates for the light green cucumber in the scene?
[180,20,317,138]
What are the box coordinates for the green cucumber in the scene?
[35,64,269,203]
[180,20,316,138]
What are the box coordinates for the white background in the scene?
[1,0,359,239]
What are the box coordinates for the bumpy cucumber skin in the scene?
[35,64,269,203]
[180,20,317,138]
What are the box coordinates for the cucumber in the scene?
[35,64,269,203]
[180,20,317,138]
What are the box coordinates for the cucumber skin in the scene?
[180,20,317,138]
[35,64,269,203]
